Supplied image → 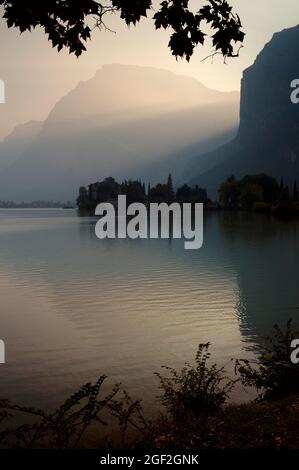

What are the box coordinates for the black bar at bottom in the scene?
[0,449,298,467]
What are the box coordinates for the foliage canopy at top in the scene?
[0,0,245,61]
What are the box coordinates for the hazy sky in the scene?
[0,0,298,140]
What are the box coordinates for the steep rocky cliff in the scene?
[189,25,299,195]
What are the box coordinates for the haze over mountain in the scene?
[0,65,239,202]
[189,25,299,195]
[0,121,43,173]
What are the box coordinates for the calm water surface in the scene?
[0,209,298,410]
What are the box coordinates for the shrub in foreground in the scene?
[155,343,235,420]
[235,320,299,400]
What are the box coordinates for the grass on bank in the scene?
[152,396,299,449]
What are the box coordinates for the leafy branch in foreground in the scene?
[0,376,151,448]
[109,390,153,447]
[0,376,117,448]
[235,319,299,401]
[0,0,245,60]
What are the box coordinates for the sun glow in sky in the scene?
[0,0,298,140]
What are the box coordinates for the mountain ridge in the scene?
[0,64,239,201]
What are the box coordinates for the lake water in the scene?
[0,209,298,411]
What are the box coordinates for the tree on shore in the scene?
[293,180,298,202]
[176,184,208,204]
[150,183,175,204]
[282,185,290,202]
[120,180,146,204]
[239,184,263,210]
[218,174,280,209]
[218,175,240,209]
[167,174,174,199]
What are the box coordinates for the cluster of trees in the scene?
[218,174,299,210]
[77,175,208,211]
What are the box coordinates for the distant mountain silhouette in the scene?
[0,65,238,201]
[189,25,299,196]
[0,121,43,173]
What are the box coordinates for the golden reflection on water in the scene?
[0,209,298,410]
